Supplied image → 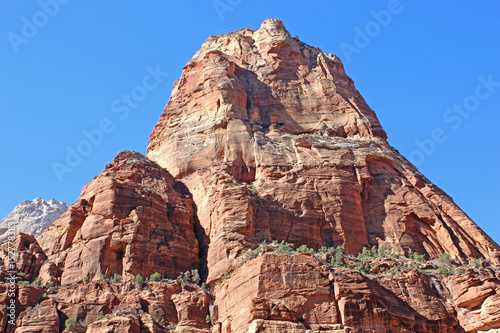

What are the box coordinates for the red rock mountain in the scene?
[147,19,500,283]
[1,19,499,333]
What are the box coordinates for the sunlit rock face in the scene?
[0,197,67,244]
[147,19,500,284]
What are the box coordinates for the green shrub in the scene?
[330,251,344,266]
[206,314,213,325]
[331,245,345,266]
[354,263,370,273]
[97,310,104,321]
[240,247,261,261]
[83,276,89,283]
[387,266,400,278]
[335,244,345,255]
[412,252,425,262]
[378,245,391,257]
[296,245,314,254]
[318,246,334,254]
[31,277,42,287]
[191,269,201,284]
[150,272,161,282]
[438,252,453,265]
[250,185,259,195]
[222,272,231,281]
[275,241,295,255]
[437,265,453,276]
[358,246,370,260]
[65,317,77,330]
[99,274,106,283]
[135,274,144,284]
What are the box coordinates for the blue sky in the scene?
[1,1,499,244]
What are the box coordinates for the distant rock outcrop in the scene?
[0,198,67,244]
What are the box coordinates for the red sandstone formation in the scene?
[36,150,200,286]
[1,19,499,333]
[147,19,500,285]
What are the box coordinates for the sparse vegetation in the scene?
[176,269,202,285]
[134,274,144,284]
[275,241,295,255]
[65,317,77,330]
[31,277,42,287]
[438,252,453,265]
[150,272,161,282]
[230,239,490,281]
[250,184,259,196]
[97,310,104,321]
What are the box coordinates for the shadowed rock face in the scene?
[1,19,500,333]
[36,151,200,286]
[147,19,500,284]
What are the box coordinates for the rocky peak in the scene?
[0,197,67,244]
[36,151,200,285]
[148,19,386,180]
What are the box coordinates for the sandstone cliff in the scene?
[147,19,500,285]
[1,19,499,333]
[36,151,200,286]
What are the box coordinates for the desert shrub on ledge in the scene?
[233,240,497,281]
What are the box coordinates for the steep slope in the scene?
[0,198,67,244]
[147,19,500,284]
[36,151,200,286]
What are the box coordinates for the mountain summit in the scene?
[2,19,499,333]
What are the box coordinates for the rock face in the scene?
[0,281,210,333]
[147,19,500,284]
[1,19,500,333]
[36,151,200,285]
[0,198,67,244]
[213,253,500,333]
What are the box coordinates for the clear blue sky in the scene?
[1,1,499,245]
